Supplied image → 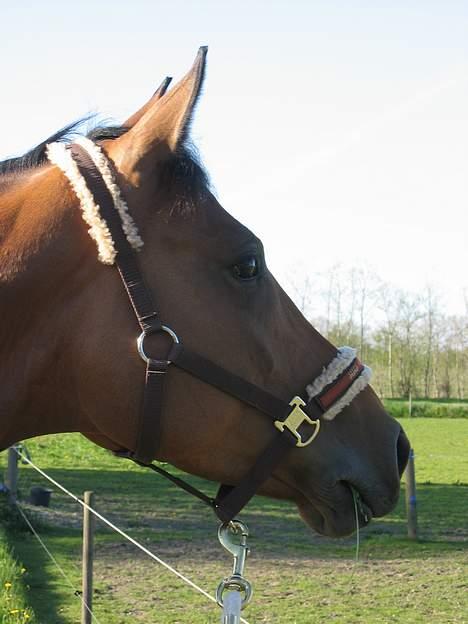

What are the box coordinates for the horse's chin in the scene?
[296,484,373,537]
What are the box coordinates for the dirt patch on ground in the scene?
[91,545,468,623]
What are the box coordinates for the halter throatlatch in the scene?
[46,138,372,523]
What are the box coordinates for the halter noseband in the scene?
[47,137,371,522]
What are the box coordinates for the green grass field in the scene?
[0,418,467,623]
[0,526,33,624]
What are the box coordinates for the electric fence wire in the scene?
[15,501,102,624]
[12,447,251,624]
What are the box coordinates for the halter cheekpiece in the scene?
[46,137,372,522]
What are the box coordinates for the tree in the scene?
[287,267,468,400]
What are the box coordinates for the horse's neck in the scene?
[0,167,93,448]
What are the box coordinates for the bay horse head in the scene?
[0,48,409,537]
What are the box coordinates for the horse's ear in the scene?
[112,47,207,176]
[124,76,172,128]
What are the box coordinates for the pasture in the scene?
[1,417,467,623]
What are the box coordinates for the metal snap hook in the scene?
[216,521,252,609]
[216,576,253,609]
[218,521,249,562]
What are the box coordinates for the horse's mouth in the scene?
[296,481,374,537]
[349,485,373,525]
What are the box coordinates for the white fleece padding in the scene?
[46,138,143,265]
[306,346,357,397]
[306,346,372,421]
[46,142,117,264]
[74,136,143,252]
[319,365,372,420]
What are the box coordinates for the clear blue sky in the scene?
[2,1,467,314]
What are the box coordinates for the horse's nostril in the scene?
[396,427,411,477]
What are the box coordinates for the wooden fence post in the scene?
[82,491,95,624]
[405,448,418,539]
[5,448,18,502]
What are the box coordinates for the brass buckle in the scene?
[274,396,320,447]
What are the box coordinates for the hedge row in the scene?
[383,399,468,419]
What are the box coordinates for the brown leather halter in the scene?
[67,142,366,523]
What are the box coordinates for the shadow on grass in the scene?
[0,497,70,624]
[12,466,468,562]
[12,535,80,624]
[2,472,467,624]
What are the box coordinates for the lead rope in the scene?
[129,457,216,509]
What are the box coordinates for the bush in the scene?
[384,399,468,419]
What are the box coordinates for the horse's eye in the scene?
[232,256,259,280]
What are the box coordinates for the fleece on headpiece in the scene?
[46,137,143,264]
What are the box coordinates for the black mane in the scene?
[0,120,127,176]
[0,118,210,212]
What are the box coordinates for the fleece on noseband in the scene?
[46,138,143,265]
[306,347,372,420]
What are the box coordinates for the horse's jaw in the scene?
[295,482,376,537]
[278,427,410,538]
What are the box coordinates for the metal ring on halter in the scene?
[136,325,180,365]
[216,575,253,609]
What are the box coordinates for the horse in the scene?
[0,48,409,537]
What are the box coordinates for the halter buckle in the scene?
[274,396,320,447]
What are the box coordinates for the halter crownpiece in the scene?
[46,137,372,522]
[47,137,143,264]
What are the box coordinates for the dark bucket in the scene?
[29,486,52,507]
